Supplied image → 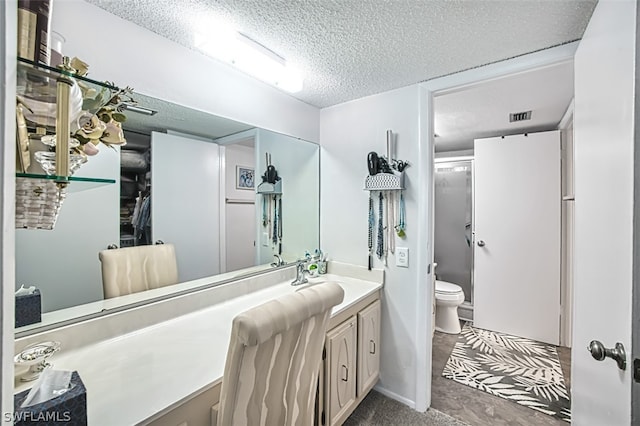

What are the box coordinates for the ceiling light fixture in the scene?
[121,104,158,116]
[194,26,303,93]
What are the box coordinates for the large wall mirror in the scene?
[15,92,320,335]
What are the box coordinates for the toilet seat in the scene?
[435,280,463,295]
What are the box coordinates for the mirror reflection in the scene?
[15,92,320,333]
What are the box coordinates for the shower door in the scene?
[434,159,474,306]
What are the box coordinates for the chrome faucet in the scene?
[271,254,285,267]
[291,260,310,286]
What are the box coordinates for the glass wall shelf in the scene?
[17,57,120,117]
[16,173,116,193]
[15,57,121,229]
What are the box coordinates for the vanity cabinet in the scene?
[320,294,381,426]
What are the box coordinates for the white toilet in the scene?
[435,280,465,334]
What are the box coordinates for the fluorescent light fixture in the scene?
[121,104,158,116]
[194,26,303,93]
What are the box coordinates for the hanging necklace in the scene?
[278,197,283,255]
[387,191,395,254]
[262,196,268,227]
[376,192,384,259]
[368,193,374,270]
[396,192,406,237]
[272,195,278,245]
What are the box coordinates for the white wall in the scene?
[320,85,424,406]
[51,1,320,143]
[224,144,256,271]
[256,129,320,264]
[15,151,119,311]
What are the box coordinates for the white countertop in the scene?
[16,274,382,425]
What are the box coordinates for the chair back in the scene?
[217,282,344,426]
[98,244,178,299]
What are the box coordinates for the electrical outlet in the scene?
[396,247,409,267]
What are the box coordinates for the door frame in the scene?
[558,101,575,348]
[633,3,640,422]
[415,42,579,411]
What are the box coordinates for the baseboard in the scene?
[373,385,416,409]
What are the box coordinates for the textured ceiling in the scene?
[85,0,597,108]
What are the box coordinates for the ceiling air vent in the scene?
[509,110,532,122]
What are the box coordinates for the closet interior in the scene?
[119,131,151,247]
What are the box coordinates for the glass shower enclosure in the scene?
[434,158,474,321]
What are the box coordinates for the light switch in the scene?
[262,232,270,247]
[396,247,409,267]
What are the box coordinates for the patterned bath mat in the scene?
[442,324,571,422]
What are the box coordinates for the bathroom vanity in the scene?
[14,263,383,426]
[319,294,381,426]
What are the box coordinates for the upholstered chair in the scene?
[215,282,345,426]
[98,243,179,299]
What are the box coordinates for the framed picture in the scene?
[236,166,255,190]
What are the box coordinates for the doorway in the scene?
[222,137,257,273]
[427,56,575,425]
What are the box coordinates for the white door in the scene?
[151,132,221,282]
[571,1,636,424]
[223,144,256,272]
[225,201,256,271]
[474,131,561,345]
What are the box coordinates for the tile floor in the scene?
[431,329,572,426]
[345,328,572,426]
